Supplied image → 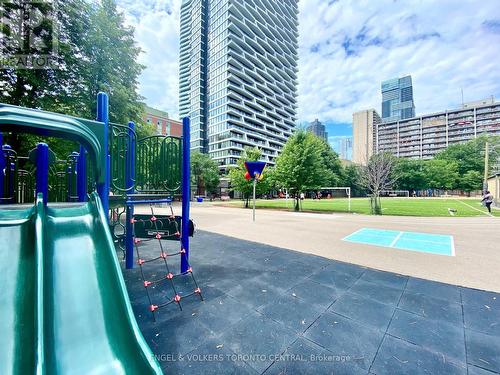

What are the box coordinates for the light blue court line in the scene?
[342,228,455,256]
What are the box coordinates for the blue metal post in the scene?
[0,133,4,201]
[35,143,49,205]
[2,144,14,203]
[181,117,191,273]
[9,161,15,203]
[96,92,110,215]
[125,121,135,269]
[67,164,72,201]
[77,145,87,202]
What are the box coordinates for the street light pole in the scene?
[252,177,257,222]
[484,141,489,193]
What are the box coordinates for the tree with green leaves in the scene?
[228,147,271,208]
[342,164,366,197]
[273,130,328,211]
[1,0,149,156]
[460,170,483,196]
[435,135,500,176]
[317,137,344,187]
[424,159,459,191]
[394,158,427,193]
[191,152,220,198]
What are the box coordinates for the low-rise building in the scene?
[144,106,182,137]
[487,173,500,204]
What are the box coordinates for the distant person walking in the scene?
[481,191,494,213]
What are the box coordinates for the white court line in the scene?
[341,227,368,241]
[457,200,493,217]
[450,236,456,256]
[389,231,404,247]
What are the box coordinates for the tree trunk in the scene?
[370,194,382,215]
[294,197,300,211]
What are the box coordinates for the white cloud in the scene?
[298,0,500,124]
[117,0,182,118]
[119,0,500,125]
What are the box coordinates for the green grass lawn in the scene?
[225,198,500,217]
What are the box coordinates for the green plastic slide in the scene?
[0,193,162,375]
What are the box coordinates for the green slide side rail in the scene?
[0,103,107,185]
[0,205,37,374]
[0,193,162,375]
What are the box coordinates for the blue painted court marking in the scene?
[343,228,455,256]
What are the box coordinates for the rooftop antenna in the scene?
[461,87,464,107]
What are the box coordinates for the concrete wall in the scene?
[488,175,500,203]
[353,109,374,165]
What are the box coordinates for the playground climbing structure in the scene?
[131,204,203,320]
[0,93,199,374]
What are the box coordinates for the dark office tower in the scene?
[381,75,415,123]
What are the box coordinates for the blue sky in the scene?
[118,0,500,147]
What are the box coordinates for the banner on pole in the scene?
[244,161,266,178]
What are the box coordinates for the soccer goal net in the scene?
[319,187,351,211]
[380,190,410,198]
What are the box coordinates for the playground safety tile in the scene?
[398,290,463,325]
[295,253,335,269]
[219,310,297,374]
[327,260,367,277]
[371,335,466,375]
[161,337,259,375]
[329,292,396,331]
[257,293,324,333]
[276,259,319,278]
[468,364,500,375]
[286,279,340,309]
[405,277,461,304]
[465,329,500,373]
[461,288,500,336]
[225,278,285,310]
[357,269,408,290]
[143,313,213,358]
[303,312,384,371]
[463,304,500,337]
[461,288,500,309]
[387,309,466,366]
[258,266,311,292]
[264,337,367,375]
[195,294,251,336]
[308,266,362,291]
[348,279,404,306]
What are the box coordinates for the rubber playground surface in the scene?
[124,231,500,374]
[343,228,455,256]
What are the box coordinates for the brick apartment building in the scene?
[144,106,183,137]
